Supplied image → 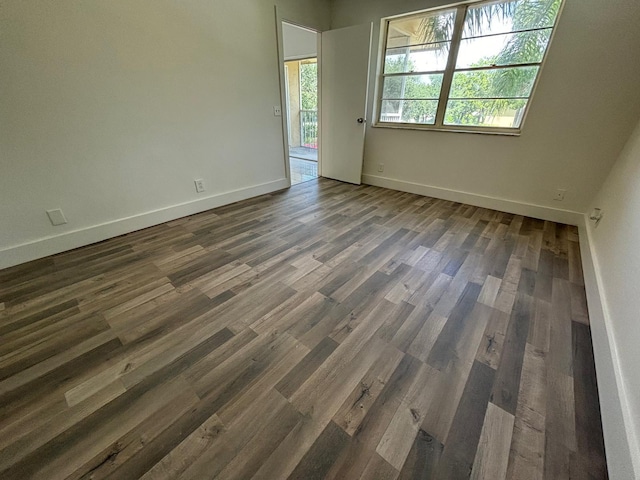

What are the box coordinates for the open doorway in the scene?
[282,23,319,185]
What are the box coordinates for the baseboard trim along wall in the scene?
[362,174,584,226]
[579,219,640,480]
[0,178,290,271]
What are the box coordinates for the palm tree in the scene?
[414,0,562,123]
[416,2,516,44]
[416,0,561,53]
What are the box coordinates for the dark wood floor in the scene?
[0,178,607,479]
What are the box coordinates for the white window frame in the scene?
[373,0,564,136]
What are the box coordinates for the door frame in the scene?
[283,63,292,146]
[274,8,322,187]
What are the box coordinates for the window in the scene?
[376,0,563,134]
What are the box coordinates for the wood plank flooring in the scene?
[0,178,607,479]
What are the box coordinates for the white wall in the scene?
[0,0,330,269]
[282,23,318,61]
[585,119,640,479]
[331,0,640,218]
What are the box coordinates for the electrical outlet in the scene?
[377,163,384,173]
[554,189,566,201]
[194,179,205,193]
[273,106,282,117]
[46,209,67,226]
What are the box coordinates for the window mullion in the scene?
[435,6,467,127]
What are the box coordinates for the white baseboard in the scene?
[579,218,640,480]
[0,178,289,270]
[362,174,583,225]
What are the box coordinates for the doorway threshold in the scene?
[290,157,318,185]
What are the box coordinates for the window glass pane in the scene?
[381,100,439,124]
[385,43,450,73]
[377,0,562,130]
[387,9,457,48]
[382,74,444,100]
[462,0,562,38]
[456,29,551,68]
[449,66,538,99]
[444,99,528,127]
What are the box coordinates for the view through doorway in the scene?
[282,23,319,185]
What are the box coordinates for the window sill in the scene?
[371,122,522,137]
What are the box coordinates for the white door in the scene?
[320,23,373,185]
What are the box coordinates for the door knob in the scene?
[357,117,365,124]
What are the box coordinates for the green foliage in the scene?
[383,58,533,126]
[416,10,457,43]
[446,69,498,125]
[300,62,317,111]
[417,0,562,45]
[491,0,561,95]
[444,69,528,126]
[382,58,442,123]
[387,0,562,126]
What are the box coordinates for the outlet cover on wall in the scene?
[377,163,384,173]
[194,179,205,193]
[46,209,67,226]
[273,106,282,117]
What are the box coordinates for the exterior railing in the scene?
[380,113,402,123]
[300,110,318,149]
